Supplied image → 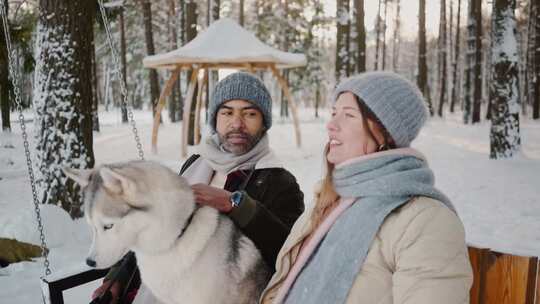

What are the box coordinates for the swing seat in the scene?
[41,266,109,304]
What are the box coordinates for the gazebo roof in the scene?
[143,18,307,70]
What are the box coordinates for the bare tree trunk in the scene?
[140,0,161,120]
[239,0,244,26]
[464,0,481,123]
[392,0,401,71]
[315,86,320,118]
[489,0,520,158]
[532,0,540,119]
[381,0,388,70]
[179,0,186,44]
[0,0,10,132]
[35,0,95,218]
[437,0,448,117]
[91,25,100,131]
[418,0,432,114]
[450,0,462,113]
[280,0,290,118]
[471,0,483,123]
[177,0,185,122]
[354,0,366,73]
[186,0,198,144]
[374,0,382,70]
[208,0,219,122]
[336,0,351,82]
[449,0,453,61]
[484,36,493,120]
[119,8,128,123]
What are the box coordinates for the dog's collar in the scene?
[178,206,198,239]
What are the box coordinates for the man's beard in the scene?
[218,129,265,155]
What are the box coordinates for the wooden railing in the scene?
[468,247,539,304]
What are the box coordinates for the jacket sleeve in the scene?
[228,170,305,270]
[392,202,473,304]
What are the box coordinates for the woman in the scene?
[260,72,472,304]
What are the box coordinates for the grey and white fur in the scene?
[64,161,270,304]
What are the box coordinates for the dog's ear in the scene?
[99,167,136,196]
[63,167,93,188]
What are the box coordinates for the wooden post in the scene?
[468,246,489,304]
[269,64,302,147]
[182,67,200,157]
[536,259,540,304]
[194,67,208,145]
[151,67,181,153]
[467,246,540,304]
[244,63,255,73]
[483,251,537,304]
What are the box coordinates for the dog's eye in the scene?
[103,224,114,231]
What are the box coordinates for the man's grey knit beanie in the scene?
[209,72,272,131]
[333,72,428,147]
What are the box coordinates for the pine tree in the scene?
[532,0,540,119]
[208,0,220,121]
[392,0,401,71]
[437,0,448,117]
[450,0,462,113]
[336,0,350,82]
[0,0,9,132]
[185,0,198,144]
[140,0,161,120]
[464,0,483,123]
[119,6,129,123]
[354,0,366,73]
[381,0,389,70]
[471,0,482,123]
[489,0,520,159]
[34,0,95,218]
[239,0,244,26]
[418,0,432,114]
[0,2,35,132]
[374,0,382,70]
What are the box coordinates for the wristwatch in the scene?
[229,190,244,208]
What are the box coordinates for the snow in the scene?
[142,18,307,70]
[102,0,124,8]
[1,108,540,303]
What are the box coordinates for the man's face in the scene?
[215,99,265,155]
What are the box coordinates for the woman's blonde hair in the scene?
[309,94,395,229]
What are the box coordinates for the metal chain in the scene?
[0,2,51,276]
[98,0,144,160]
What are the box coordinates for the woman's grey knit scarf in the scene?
[284,151,454,304]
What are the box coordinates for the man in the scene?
[92,72,305,303]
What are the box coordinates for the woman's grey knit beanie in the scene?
[209,72,272,131]
[333,72,428,147]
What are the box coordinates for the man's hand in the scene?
[92,280,121,304]
[191,184,233,213]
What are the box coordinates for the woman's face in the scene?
[326,92,384,165]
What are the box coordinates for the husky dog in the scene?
[64,161,270,304]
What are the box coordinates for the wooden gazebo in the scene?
[143,18,307,157]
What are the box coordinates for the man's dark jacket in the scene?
[179,154,305,268]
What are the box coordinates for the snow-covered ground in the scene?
[1,108,539,303]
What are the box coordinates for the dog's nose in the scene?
[86,258,96,267]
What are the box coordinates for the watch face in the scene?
[231,191,242,207]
